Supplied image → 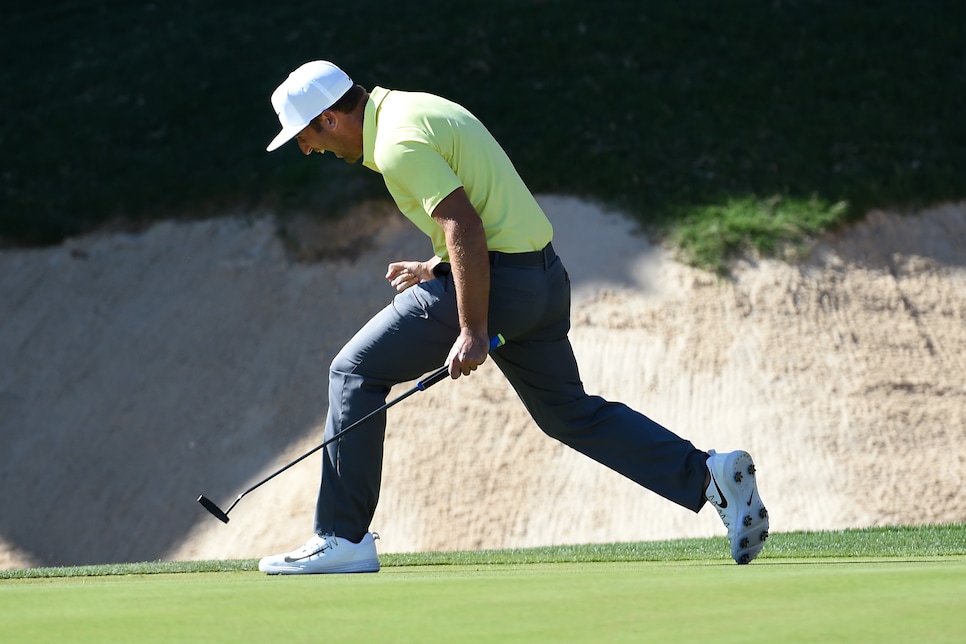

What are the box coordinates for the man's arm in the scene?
[431,187,491,378]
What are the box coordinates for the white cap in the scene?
[266,61,353,152]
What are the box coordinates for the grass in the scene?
[3,1,966,272]
[3,524,963,579]
[2,527,965,642]
[3,562,964,642]
[669,195,851,268]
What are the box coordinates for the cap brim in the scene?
[266,124,304,152]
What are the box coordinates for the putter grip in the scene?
[416,334,506,391]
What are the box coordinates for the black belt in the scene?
[488,242,556,268]
[433,243,556,278]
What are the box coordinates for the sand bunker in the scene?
[1,197,963,568]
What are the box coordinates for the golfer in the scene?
[258,61,769,573]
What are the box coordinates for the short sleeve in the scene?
[378,140,463,215]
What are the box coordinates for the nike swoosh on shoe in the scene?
[284,544,331,563]
[710,474,728,509]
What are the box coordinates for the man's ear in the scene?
[318,110,337,130]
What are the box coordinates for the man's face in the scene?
[295,113,362,163]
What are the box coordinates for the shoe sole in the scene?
[711,450,769,564]
[260,558,380,575]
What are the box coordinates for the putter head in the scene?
[197,495,230,523]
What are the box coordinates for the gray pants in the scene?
[315,247,709,541]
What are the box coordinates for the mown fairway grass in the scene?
[3,526,965,642]
[2,560,964,642]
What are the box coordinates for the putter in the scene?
[198,333,505,523]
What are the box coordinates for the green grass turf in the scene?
[2,559,964,642]
[4,524,963,579]
[2,526,965,641]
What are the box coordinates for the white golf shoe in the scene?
[258,532,380,574]
[705,450,769,564]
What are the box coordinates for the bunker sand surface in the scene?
[1,197,963,568]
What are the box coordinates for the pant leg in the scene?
[488,257,709,512]
[314,275,459,540]
[316,251,709,542]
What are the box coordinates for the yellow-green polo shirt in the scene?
[362,86,553,261]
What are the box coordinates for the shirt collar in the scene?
[362,86,390,173]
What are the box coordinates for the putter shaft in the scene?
[198,334,506,522]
